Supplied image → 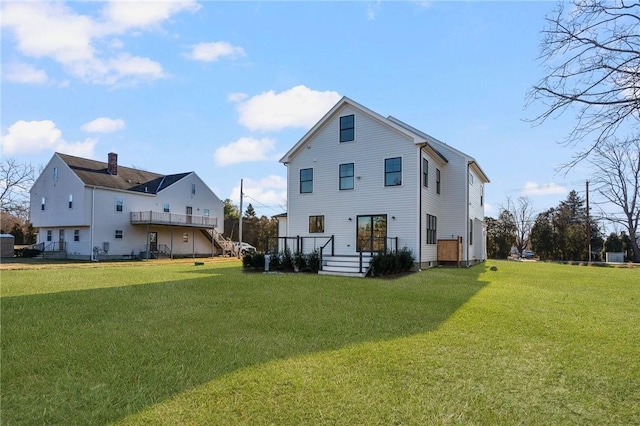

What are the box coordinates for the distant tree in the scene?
[529,0,640,166]
[589,138,640,262]
[486,211,517,258]
[1,158,35,219]
[531,209,556,260]
[503,196,535,256]
[244,203,256,219]
[223,199,239,220]
[603,232,623,253]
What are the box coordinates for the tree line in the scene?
[487,191,637,262]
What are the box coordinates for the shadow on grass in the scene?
[1,264,489,424]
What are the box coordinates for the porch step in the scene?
[319,254,373,278]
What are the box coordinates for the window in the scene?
[115,230,123,239]
[300,168,313,193]
[204,208,210,217]
[422,158,429,187]
[191,183,196,195]
[68,194,73,209]
[74,229,80,242]
[47,230,52,242]
[436,169,441,195]
[339,163,354,190]
[469,219,473,245]
[163,203,170,213]
[53,167,58,182]
[385,157,402,186]
[426,214,437,245]
[481,186,484,206]
[469,171,474,185]
[340,114,355,142]
[309,215,325,233]
[41,197,46,211]
[183,233,189,243]
[115,197,123,212]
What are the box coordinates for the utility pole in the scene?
[586,180,591,261]
[238,179,243,258]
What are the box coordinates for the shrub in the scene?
[242,253,265,270]
[14,248,41,258]
[281,247,294,272]
[370,247,414,276]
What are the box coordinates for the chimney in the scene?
[107,152,118,175]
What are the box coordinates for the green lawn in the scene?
[1,260,638,425]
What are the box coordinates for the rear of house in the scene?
[30,152,226,260]
[279,97,489,271]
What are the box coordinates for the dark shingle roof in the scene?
[58,153,190,194]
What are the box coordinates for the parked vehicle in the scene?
[522,250,536,259]
[233,242,256,255]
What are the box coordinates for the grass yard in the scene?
[1,260,638,425]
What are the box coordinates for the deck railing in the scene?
[130,211,217,228]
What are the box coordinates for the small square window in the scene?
[300,168,313,194]
[204,209,210,217]
[340,115,355,142]
[115,230,123,239]
[309,215,324,233]
[339,163,354,190]
[163,203,170,213]
[385,157,402,186]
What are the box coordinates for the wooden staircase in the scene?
[201,229,235,256]
[318,253,373,278]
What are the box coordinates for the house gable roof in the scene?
[280,96,439,164]
[57,153,191,194]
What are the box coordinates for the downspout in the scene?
[418,143,428,270]
[466,162,470,267]
[90,186,96,261]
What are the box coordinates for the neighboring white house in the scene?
[278,97,489,273]
[30,152,227,260]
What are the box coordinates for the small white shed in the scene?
[0,234,15,258]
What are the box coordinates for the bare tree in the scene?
[503,196,535,256]
[529,0,640,166]
[589,137,640,262]
[0,158,35,220]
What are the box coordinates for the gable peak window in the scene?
[191,183,196,195]
[385,157,402,187]
[53,167,58,182]
[68,194,73,209]
[340,114,355,142]
[436,168,441,195]
[300,168,313,194]
[41,197,46,211]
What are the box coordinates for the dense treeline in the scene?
[486,190,636,261]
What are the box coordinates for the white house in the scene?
[278,97,489,274]
[30,152,227,260]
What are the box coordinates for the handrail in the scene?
[130,211,218,227]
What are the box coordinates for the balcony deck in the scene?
[130,211,218,228]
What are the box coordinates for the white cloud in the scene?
[521,181,567,196]
[214,136,278,166]
[3,63,49,84]
[1,1,196,86]
[231,85,342,132]
[227,92,248,103]
[186,41,246,62]
[229,175,287,214]
[82,117,125,133]
[100,1,200,33]
[1,120,96,157]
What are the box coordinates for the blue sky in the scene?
[1,1,592,219]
